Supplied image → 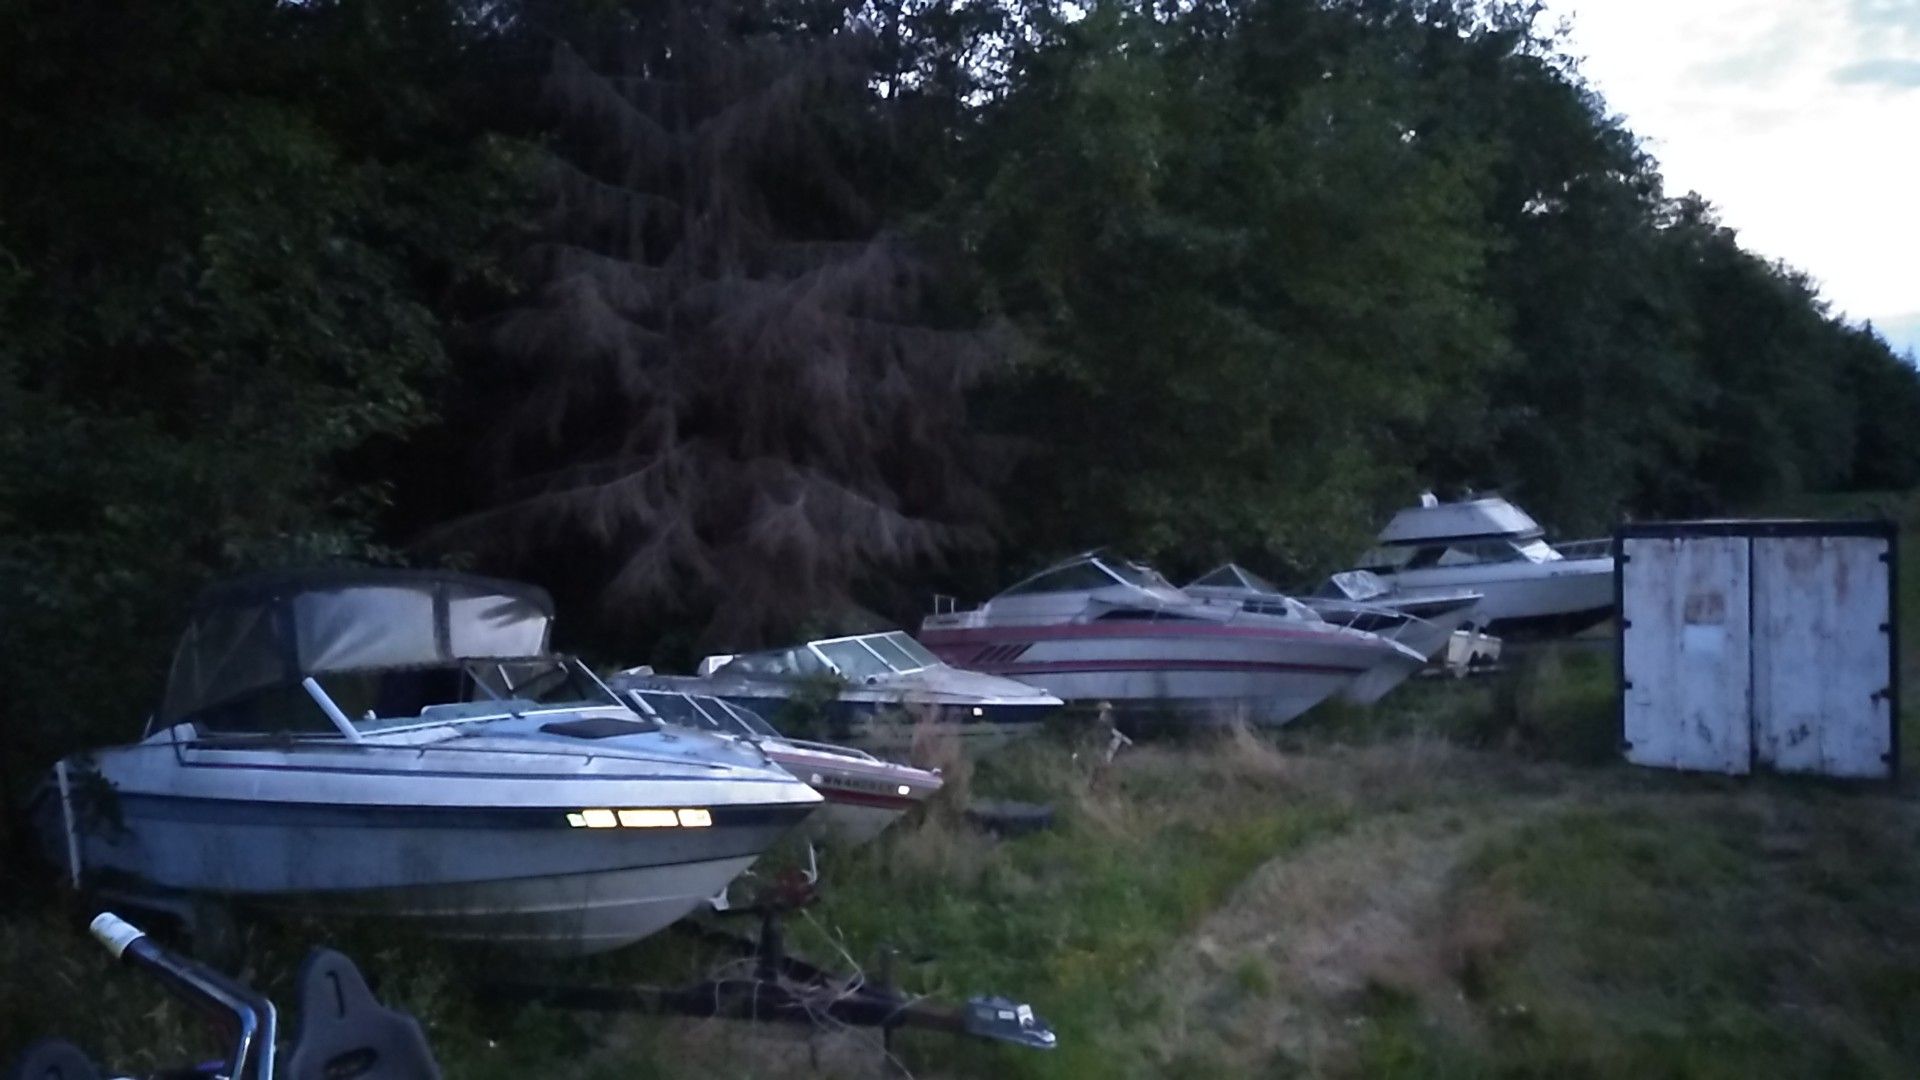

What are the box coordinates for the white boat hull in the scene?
[1375,557,1613,637]
[1336,648,1430,706]
[271,855,763,955]
[38,726,820,956]
[920,623,1393,726]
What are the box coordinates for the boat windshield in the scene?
[720,645,834,679]
[1317,570,1389,601]
[716,698,784,738]
[298,657,621,730]
[861,632,932,672]
[817,638,895,681]
[886,632,941,669]
[1105,560,1181,591]
[627,689,723,731]
[1192,565,1280,593]
[1002,559,1123,596]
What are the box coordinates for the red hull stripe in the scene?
[818,788,924,810]
[986,658,1366,677]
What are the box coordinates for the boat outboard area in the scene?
[917,553,1425,724]
[30,568,822,957]
[1346,493,1615,639]
[688,630,1063,746]
[609,671,944,848]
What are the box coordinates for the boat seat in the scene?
[284,949,441,1080]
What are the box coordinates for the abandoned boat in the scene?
[1346,493,1614,638]
[1182,563,1455,704]
[32,569,820,956]
[692,631,1061,745]
[611,672,944,847]
[1306,568,1499,673]
[917,553,1424,723]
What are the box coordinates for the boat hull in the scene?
[917,623,1384,726]
[43,790,812,955]
[1375,558,1613,639]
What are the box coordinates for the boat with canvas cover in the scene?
[609,671,943,847]
[1346,493,1614,638]
[917,554,1424,724]
[31,569,821,956]
[691,631,1061,746]
[1184,563,1480,703]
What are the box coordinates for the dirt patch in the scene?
[1140,791,1560,1076]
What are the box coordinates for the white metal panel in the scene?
[1751,536,1893,778]
[1621,536,1753,774]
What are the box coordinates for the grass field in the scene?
[6,492,1920,1077]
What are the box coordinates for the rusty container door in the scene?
[1621,535,1753,774]
[1751,535,1894,778]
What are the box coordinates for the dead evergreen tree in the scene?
[441,1,1003,644]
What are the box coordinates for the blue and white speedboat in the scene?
[691,631,1061,745]
[33,569,821,955]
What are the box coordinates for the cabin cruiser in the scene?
[611,672,943,847]
[1183,564,1463,704]
[692,631,1061,746]
[1348,494,1614,638]
[31,569,821,956]
[917,554,1424,724]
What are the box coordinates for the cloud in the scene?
[1849,0,1920,44]
[1834,57,1920,87]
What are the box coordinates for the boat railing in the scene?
[778,737,884,763]
[932,593,959,615]
[1555,538,1613,560]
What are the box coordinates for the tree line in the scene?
[3,0,1916,771]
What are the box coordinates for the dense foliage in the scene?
[3,0,1916,784]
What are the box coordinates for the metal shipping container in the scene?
[1615,520,1898,779]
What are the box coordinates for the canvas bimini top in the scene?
[160,568,555,722]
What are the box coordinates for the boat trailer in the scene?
[486,904,1057,1054]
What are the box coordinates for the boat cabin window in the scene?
[817,639,894,681]
[1003,560,1122,595]
[1365,542,1529,571]
[1094,608,1201,622]
[722,646,833,679]
[1514,538,1560,563]
[862,633,925,672]
[1435,540,1529,566]
[1356,546,1417,572]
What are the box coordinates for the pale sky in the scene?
[1545,0,1920,357]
